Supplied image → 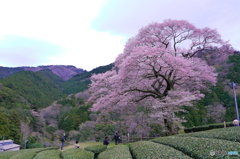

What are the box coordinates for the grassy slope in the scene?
[63,142,116,150]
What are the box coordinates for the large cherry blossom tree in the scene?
[88,19,233,133]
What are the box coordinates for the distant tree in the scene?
[58,105,90,131]
[89,19,233,131]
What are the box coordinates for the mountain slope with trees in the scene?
[0,64,114,146]
[0,67,24,78]
[62,63,113,94]
[0,65,86,80]
[0,71,65,109]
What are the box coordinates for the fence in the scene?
[120,135,156,144]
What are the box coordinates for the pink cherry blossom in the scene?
[88,19,233,127]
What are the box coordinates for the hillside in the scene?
[0,63,113,108]
[0,66,24,78]
[0,65,86,80]
[0,83,33,144]
[62,63,113,94]
[24,65,86,80]
[0,71,65,109]
[0,83,30,109]
[38,69,65,88]
[0,63,114,146]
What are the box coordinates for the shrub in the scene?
[62,148,94,159]
[34,149,61,159]
[84,145,107,158]
[0,150,21,159]
[184,122,233,133]
[84,145,107,154]
[179,126,240,142]
[46,126,58,134]
[152,136,240,158]
[98,145,132,159]
[9,148,57,159]
[28,142,44,148]
[130,141,191,159]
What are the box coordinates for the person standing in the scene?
[114,132,120,145]
[103,136,109,146]
[61,133,66,150]
[233,118,239,126]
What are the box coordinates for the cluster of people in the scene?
[60,131,121,150]
[103,132,120,146]
[59,118,240,151]
[61,118,240,150]
[60,133,80,150]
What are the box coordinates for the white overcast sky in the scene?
[0,0,239,71]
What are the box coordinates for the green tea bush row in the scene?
[179,126,240,142]
[130,141,192,159]
[184,122,233,133]
[33,149,61,159]
[62,148,94,159]
[98,145,132,159]
[152,136,240,158]
[84,145,107,154]
[5,147,57,159]
[84,145,107,159]
[0,150,22,159]
[9,148,50,159]
[10,151,36,159]
[0,148,47,159]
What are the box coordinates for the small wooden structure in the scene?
[0,139,20,151]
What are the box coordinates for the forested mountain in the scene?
[0,63,113,146]
[62,63,113,94]
[38,69,65,88]
[0,63,113,108]
[0,71,65,109]
[0,66,24,78]
[0,65,86,80]
[177,51,240,127]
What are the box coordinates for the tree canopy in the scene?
[89,19,233,127]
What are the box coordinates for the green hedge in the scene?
[130,141,192,159]
[62,148,94,159]
[152,136,240,158]
[184,122,233,133]
[179,126,240,142]
[0,149,23,159]
[84,145,107,159]
[84,145,107,154]
[98,145,132,159]
[8,148,57,159]
[0,147,59,159]
[33,149,61,159]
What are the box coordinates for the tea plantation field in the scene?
[1,127,240,158]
